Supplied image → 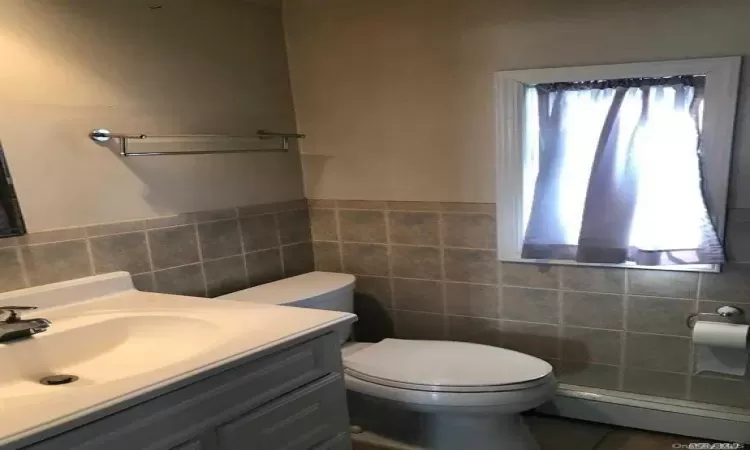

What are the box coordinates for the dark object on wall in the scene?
[0,146,26,238]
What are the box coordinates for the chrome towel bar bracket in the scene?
[88,128,305,157]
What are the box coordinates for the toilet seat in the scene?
[342,339,553,393]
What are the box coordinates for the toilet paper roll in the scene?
[693,321,749,376]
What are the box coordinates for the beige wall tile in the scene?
[245,248,284,287]
[390,245,442,280]
[277,209,312,245]
[0,247,26,292]
[502,263,559,289]
[444,248,497,284]
[622,369,687,399]
[148,225,200,270]
[338,200,387,210]
[502,287,560,324]
[689,376,750,409]
[625,333,690,373]
[626,296,695,337]
[342,243,390,276]
[562,327,622,365]
[562,292,624,330]
[500,320,560,359]
[561,266,625,294]
[448,316,503,346]
[395,311,446,340]
[198,219,242,261]
[131,273,155,292]
[355,276,393,310]
[445,282,499,318]
[628,269,698,299]
[388,211,440,246]
[204,255,249,297]
[282,242,315,276]
[387,201,441,211]
[393,278,443,313]
[20,227,86,245]
[154,264,206,297]
[86,220,146,238]
[440,203,495,213]
[240,215,279,252]
[310,209,338,241]
[194,208,237,223]
[313,241,342,272]
[339,210,387,243]
[22,240,92,286]
[700,263,750,301]
[556,361,620,390]
[442,213,496,249]
[90,232,151,275]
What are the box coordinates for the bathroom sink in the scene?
[0,313,220,400]
[0,272,356,447]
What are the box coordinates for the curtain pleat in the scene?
[521,76,723,266]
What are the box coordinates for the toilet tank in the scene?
[218,271,356,313]
[218,272,356,343]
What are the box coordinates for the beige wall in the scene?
[284,0,750,206]
[0,0,302,231]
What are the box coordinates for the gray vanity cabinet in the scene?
[18,332,351,450]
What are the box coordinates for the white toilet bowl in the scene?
[343,340,556,450]
[219,272,557,450]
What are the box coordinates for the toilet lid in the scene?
[343,339,553,392]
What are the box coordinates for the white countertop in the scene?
[0,273,355,448]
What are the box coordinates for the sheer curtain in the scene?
[521,76,724,265]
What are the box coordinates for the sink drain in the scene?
[39,375,79,386]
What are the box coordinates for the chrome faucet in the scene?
[0,306,51,343]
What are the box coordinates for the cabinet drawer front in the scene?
[23,333,342,450]
[217,374,348,450]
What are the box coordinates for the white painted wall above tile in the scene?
[0,0,303,231]
[285,0,750,206]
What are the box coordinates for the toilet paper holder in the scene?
[687,306,747,329]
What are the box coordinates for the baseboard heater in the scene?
[536,384,750,444]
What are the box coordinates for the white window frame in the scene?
[495,57,741,271]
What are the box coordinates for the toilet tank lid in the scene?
[218,272,356,305]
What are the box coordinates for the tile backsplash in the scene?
[309,199,750,410]
[0,200,313,298]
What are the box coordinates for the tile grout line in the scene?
[437,210,448,335]
[15,245,31,289]
[273,213,286,276]
[686,273,702,400]
[619,269,630,390]
[143,230,157,290]
[556,266,565,361]
[193,223,208,297]
[83,237,95,277]
[334,202,345,272]
[234,218,251,287]
[383,206,397,313]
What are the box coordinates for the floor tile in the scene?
[526,414,612,450]
[595,429,706,450]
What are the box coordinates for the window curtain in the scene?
[522,76,724,265]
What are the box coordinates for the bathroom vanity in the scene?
[0,273,356,450]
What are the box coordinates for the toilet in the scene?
[219,272,556,450]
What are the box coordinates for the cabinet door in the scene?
[217,374,348,450]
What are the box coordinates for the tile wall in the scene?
[0,200,313,298]
[309,199,750,410]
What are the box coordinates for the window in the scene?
[0,146,26,238]
[495,58,740,271]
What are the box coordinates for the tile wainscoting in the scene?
[308,199,750,410]
[0,199,314,298]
